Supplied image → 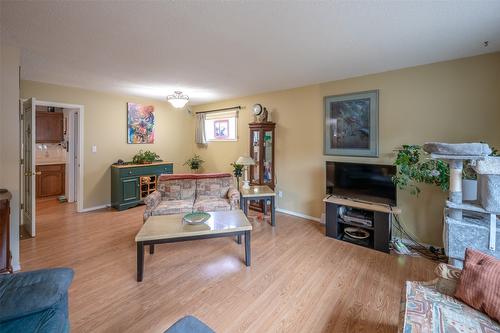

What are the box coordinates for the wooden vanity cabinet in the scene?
[36,164,65,198]
[36,111,64,143]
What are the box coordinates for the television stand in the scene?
[323,195,401,253]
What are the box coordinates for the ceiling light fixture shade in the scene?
[167,91,189,108]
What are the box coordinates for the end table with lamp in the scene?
[240,185,276,226]
[236,156,255,190]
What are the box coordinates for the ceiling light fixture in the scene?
[167,91,189,108]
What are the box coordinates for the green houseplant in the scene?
[393,144,500,196]
[184,154,204,172]
[132,150,160,164]
[392,145,449,195]
[231,162,244,188]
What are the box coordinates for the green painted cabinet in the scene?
[122,177,140,204]
[111,162,173,211]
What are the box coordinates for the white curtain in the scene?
[195,113,207,145]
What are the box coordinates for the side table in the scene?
[240,185,276,227]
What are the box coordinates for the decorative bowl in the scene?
[183,212,211,224]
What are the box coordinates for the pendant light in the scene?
[167,91,189,108]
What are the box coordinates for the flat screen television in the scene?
[326,161,397,206]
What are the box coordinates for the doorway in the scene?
[20,98,84,238]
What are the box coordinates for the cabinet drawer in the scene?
[118,164,173,177]
[37,164,65,172]
[157,164,173,174]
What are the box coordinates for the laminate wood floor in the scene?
[20,200,437,333]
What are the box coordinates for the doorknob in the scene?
[34,171,42,175]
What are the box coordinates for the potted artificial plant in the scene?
[231,162,244,188]
[462,162,478,201]
[132,150,160,164]
[184,154,204,173]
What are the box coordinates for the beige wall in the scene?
[16,52,500,246]
[1,43,21,270]
[21,81,194,209]
[193,52,500,246]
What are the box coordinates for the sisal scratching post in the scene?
[448,160,463,220]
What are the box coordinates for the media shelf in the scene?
[324,196,401,253]
[338,218,374,230]
[338,232,374,249]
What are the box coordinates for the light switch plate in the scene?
[92,145,97,153]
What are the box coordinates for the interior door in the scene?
[74,112,79,202]
[22,98,37,237]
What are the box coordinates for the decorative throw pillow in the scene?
[454,248,500,322]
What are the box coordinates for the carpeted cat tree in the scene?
[423,142,500,267]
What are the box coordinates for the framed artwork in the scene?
[214,120,229,139]
[324,90,379,157]
[127,103,155,144]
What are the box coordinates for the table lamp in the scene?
[236,156,255,190]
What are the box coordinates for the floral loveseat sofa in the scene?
[143,173,240,221]
[399,263,500,332]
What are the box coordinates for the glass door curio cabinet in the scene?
[249,122,276,211]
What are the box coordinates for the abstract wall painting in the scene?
[127,103,155,144]
[324,90,379,157]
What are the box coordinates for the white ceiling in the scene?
[2,1,500,105]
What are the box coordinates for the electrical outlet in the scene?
[278,191,283,198]
[91,145,97,153]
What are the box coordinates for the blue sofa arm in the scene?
[0,268,74,323]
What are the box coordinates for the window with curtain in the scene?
[204,109,238,142]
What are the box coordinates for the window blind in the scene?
[205,108,239,120]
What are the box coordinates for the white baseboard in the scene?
[12,262,21,272]
[276,208,321,223]
[79,204,110,212]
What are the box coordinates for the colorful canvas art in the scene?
[127,103,155,144]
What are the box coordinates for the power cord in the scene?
[390,210,447,263]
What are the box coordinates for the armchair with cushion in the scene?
[398,263,500,332]
[0,268,74,333]
[144,173,240,221]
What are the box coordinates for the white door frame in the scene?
[32,100,85,212]
[62,108,78,203]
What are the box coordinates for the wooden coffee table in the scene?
[135,210,252,282]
